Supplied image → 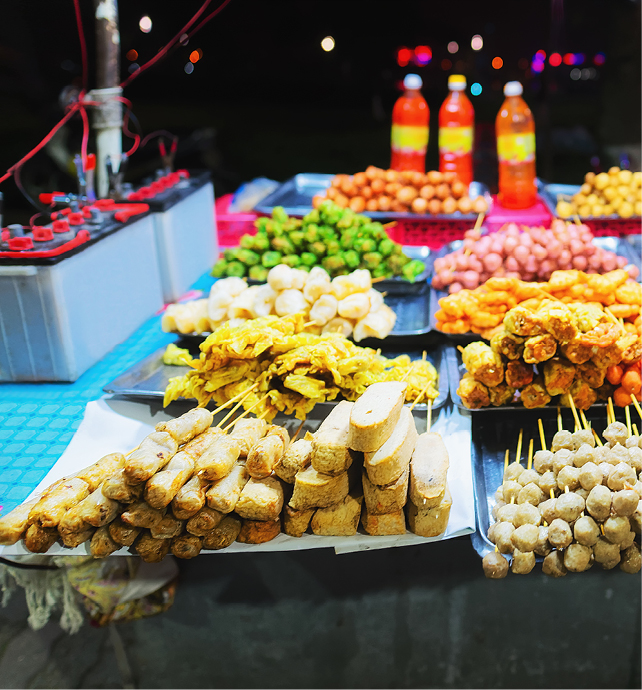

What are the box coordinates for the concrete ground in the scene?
[0,536,639,689]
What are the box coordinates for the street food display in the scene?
[431,220,638,294]
[435,269,642,338]
[556,167,642,220]
[163,313,439,420]
[457,299,642,409]
[212,201,425,282]
[311,167,489,216]
[483,417,642,578]
[162,267,396,341]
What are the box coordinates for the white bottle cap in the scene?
[504,81,523,96]
[403,74,423,90]
[448,75,467,91]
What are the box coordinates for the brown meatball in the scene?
[542,550,567,577]
[579,462,602,491]
[548,518,573,549]
[586,485,612,521]
[511,548,536,574]
[487,522,501,543]
[612,489,639,517]
[497,503,519,523]
[482,551,509,578]
[511,524,539,552]
[502,480,521,503]
[518,469,540,487]
[603,421,628,447]
[539,497,558,525]
[557,466,580,491]
[573,443,597,468]
[553,449,575,474]
[572,429,595,449]
[495,522,516,553]
[631,501,642,535]
[603,515,632,544]
[517,482,544,506]
[551,430,574,452]
[503,463,525,482]
[573,515,600,547]
[533,450,554,474]
[619,531,635,550]
[538,471,558,497]
[620,544,642,573]
[534,526,552,556]
[593,536,621,565]
[555,491,585,522]
[607,462,637,491]
[564,543,593,572]
[513,503,541,527]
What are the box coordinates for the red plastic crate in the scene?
[391,218,475,250]
[484,195,553,233]
[581,217,642,237]
[215,194,258,247]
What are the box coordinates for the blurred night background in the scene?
[0,0,640,224]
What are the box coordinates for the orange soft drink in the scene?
[391,74,430,173]
[438,75,474,186]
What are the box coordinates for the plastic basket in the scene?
[581,217,642,237]
[392,218,476,249]
[215,194,258,247]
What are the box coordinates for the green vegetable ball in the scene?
[225,261,246,278]
[282,254,301,268]
[300,252,317,267]
[211,260,228,278]
[249,265,269,282]
[261,251,282,268]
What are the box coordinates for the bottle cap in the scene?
[448,74,467,90]
[504,81,523,96]
[403,74,423,90]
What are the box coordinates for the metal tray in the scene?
[103,340,450,411]
[254,173,492,221]
[539,182,642,221]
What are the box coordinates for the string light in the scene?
[139,16,152,33]
[321,36,335,52]
[471,35,483,51]
[447,41,459,54]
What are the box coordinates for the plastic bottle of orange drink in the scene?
[496,81,537,208]
[438,75,474,186]
[390,74,429,173]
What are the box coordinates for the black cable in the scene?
[0,556,57,571]
[14,166,47,213]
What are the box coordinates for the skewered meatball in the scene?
[586,484,612,520]
[482,551,509,578]
[603,516,632,544]
[628,447,642,472]
[494,487,504,503]
[607,463,637,491]
[553,449,575,474]
[487,522,501,544]
[605,444,631,467]
[518,469,540,486]
[533,450,554,474]
[534,526,552,557]
[591,446,606,464]
[511,548,536,574]
[511,524,539,552]
[497,504,519,523]
[635,483,642,499]
[620,544,642,573]
[579,462,602,491]
[557,466,581,491]
[564,543,593,572]
[572,429,595,449]
[542,550,567,577]
[619,531,635,550]
[513,503,541,527]
[632,501,642,535]
[502,480,521,503]
[548,518,573,548]
[612,489,639,517]
[503,462,525,482]
[517,482,544,506]
[492,500,506,520]
[539,497,558,524]
[603,421,628,447]
[625,435,641,449]
[551,430,574,452]
[495,522,516,553]
[573,515,600,546]
[555,491,585,521]
[573,443,597,468]
[575,487,590,501]
[538,471,558,497]
[598,462,614,485]
[593,536,621,566]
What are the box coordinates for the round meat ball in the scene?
[534,450,554,474]
[575,487,589,501]
[517,482,544,506]
[603,515,631,544]
[427,198,442,215]
[555,491,585,522]
[538,471,558,497]
[579,462,602,491]
[511,548,536,575]
[513,503,541,527]
[557,466,581,491]
[457,196,473,214]
[494,487,504,503]
[503,462,525,482]
[619,531,635,550]
[497,503,519,523]
[631,504,641,535]
[564,543,593,573]
[548,518,573,549]
[553,449,575,474]
[603,421,628,447]
[628,447,642,472]
[605,444,631,467]
[539,497,558,525]
[572,429,595,449]
[586,484,612,520]
[574,443,597,468]
[518,469,540,487]
[487,522,501,543]
[607,462,637,491]
[534,526,552,557]
[491,500,506,520]
[482,551,509,579]
[612,489,639,517]
[551,430,574,452]
[502,480,521,503]
[495,522,516,554]
[511,523,539,552]
[620,544,642,574]
[598,462,614,485]
[573,515,600,546]
[625,436,641,449]
[542,550,567,578]
[635,483,642,499]
[593,536,621,565]
[591,446,606,464]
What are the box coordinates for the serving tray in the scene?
[539,182,642,222]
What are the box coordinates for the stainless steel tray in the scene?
[103,340,450,411]
[539,181,642,221]
[254,172,492,221]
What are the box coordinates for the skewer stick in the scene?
[516,428,523,465]
[625,405,632,437]
[538,419,547,451]
[457,345,465,354]
[633,423,640,437]
[630,394,642,420]
[504,449,509,472]
[550,489,555,500]
[579,409,591,430]
[221,393,271,433]
[291,419,306,443]
[409,379,434,411]
[566,393,581,432]
[257,408,271,420]
[371,276,388,283]
[573,214,582,226]
[600,523,605,536]
[557,406,562,433]
[564,485,569,494]
[474,212,485,231]
[510,495,515,504]
[607,397,616,425]
[527,439,534,470]
[422,350,427,362]
[216,384,261,429]
[427,399,432,433]
[592,428,604,447]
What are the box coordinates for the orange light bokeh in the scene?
[189,49,202,63]
[491,57,503,69]
[126,49,138,61]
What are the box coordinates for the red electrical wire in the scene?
[79,103,90,167]
[186,0,233,39]
[72,0,89,92]
[116,97,141,156]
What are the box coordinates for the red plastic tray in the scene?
[215,194,258,247]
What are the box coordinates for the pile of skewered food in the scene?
[482,415,641,579]
[162,267,396,342]
[0,385,452,559]
[312,167,488,216]
[457,300,641,409]
[164,313,439,421]
[435,269,642,338]
[431,220,638,294]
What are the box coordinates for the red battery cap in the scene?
[8,237,34,251]
[53,219,71,233]
[95,199,116,210]
[33,227,54,241]
[67,212,84,226]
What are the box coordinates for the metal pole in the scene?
[90,0,122,198]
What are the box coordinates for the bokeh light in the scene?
[570,68,581,80]
[471,35,483,51]
[594,52,606,66]
[321,36,335,52]
[189,49,202,63]
[447,41,459,54]
[470,82,482,96]
[535,50,546,60]
[126,49,138,61]
[563,53,575,65]
[575,53,585,65]
[441,58,452,70]
[397,47,411,67]
[549,53,562,66]
[184,62,194,74]
[414,46,432,65]
[491,57,503,69]
[139,16,152,33]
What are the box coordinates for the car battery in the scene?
[0,200,164,382]
[128,171,217,302]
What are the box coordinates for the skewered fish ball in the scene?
[612,489,639,517]
[573,515,600,546]
[574,444,596,468]
[518,469,540,486]
[628,447,642,472]
[495,522,516,553]
[607,462,637,491]
[551,430,574,452]
[632,502,642,534]
[513,503,541,527]
[548,518,573,549]
[605,444,630,467]
[503,462,525,482]
[482,551,509,578]
[518,482,544,506]
[487,522,501,543]
[542,550,567,577]
[625,436,641,449]
[497,504,519,523]
[587,484,612,520]
[534,526,552,557]
[495,487,504,503]
[492,500,506,520]
[539,471,558,497]
[533,450,554,473]
[553,449,574,474]
[603,421,628,447]
[593,536,621,566]
[539,497,558,524]
[620,544,642,574]
[502,480,521,503]
[572,429,595,450]
[603,516,632,544]
[511,548,536,574]
[619,531,635,550]
[511,524,539,552]
[575,487,590,501]
[598,462,614,485]
[579,462,603,491]
[555,492,585,522]
[557,466,581,491]
[564,543,593,572]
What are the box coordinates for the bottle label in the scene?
[439,126,473,156]
[497,133,535,164]
[391,124,429,154]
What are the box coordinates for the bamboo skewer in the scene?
[291,419,306,443]
[527,439,534,471]
[557,406,563,432]
[457,345,465,354]
[607,397,616,425]
[371,276,387,284]
[427,399,432,433]
[216,384,261,429]
[579,409,591,430]
[592,428,604,447]
[516,428,523,465]
[633,423,640,437]
[538,419,547,451]
[566,393,581,432]
[222,393,271,433]
[474,212,485,231]
[625,405,632,437]
[630,394,642,420]
[504,449,509,472]
[409,379,434,411]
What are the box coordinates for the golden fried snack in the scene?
[108,517,141,546]
[90,526,120,558]
[171,534,202,559]
[409,432,449,509]
[235,477,285,522]
[542,358,576,396]
[124,432,178,484]
[490,331,525,360]
[310,492,363,536]
[24,523,58,553]
[246,435,286,480]
[364,407,417,486]
[362,466,409,515]
[0,499,39,545]
[289,466,349,510]
[76,453,126,492]
[274,438,313,484]
[121,501,164,529]
[282,505,315,538]
[559,337,593,365]
[461,342,504,387]
[205,463,249,514]
[489,383,516,407]
[265,424,290,450]
[348,383,407,453]
[523,334,557,364]
[155,408,214,445]
[539,303,578,343]
[102,469,145,503]
[28,478,90,529]
[171,475,210,520]
[406,488,452,538]
[505,361,534,389]
[361,508,407,536]
[195,435,242,481]
[144,451,195,510]
[150,514,184,539]
[60,483,121,530]
[135,532,171,563]
[202,515,242,549]
[182,427,226,459]
[186,506,225,536]
[503,306,545,337]
[457,373,490,409]
[618,332,642,365]
[236,517,281,544]
[61,527,94,548]
[520,376,552,409]
[229,418,268,457]
[577,360,607,388]
[562,379,598,411]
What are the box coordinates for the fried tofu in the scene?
[289,466,349,510]
[236,517,281,544]
[310,491,363,536]
[235,477,284,521]
[362,465,409,515]
[364,407,417,486]
[409,432,449,509]
[311,401,354,475]
[348,381,407,452]
[361,507,407,535]
[202,515,242,550]
[406,487,452,538]
[282,505,315,538]
[275,438,313,484]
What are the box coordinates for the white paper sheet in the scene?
[0,397,474,557]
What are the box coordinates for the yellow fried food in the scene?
[461,342,504,387]
[522,334,557,364]
[457,373,490,409]
[520,377,552,409]
[542,358,576,396]
[503,306,545,337]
